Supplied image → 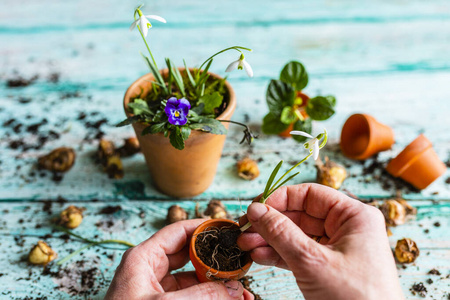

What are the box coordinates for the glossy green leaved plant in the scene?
[262,61,336,142]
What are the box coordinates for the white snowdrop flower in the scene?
[225,54,253,77]
[130,8,166,37]
[290,130,323,160]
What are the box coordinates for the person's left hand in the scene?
[105,218,253,300]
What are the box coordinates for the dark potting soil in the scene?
[195,226,249,272]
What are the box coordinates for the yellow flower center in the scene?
[174,111,180,117]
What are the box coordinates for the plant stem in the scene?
[265,153,312,197]
[134,13,158,69]
[57,239,135,265]
[198,46,252,70]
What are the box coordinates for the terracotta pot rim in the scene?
[386,134,432,177]
[123,68,236,135]
[190,219,253,278]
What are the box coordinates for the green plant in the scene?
[262,61,336,142]
[117,5,256,150]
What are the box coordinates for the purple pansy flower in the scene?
[165,97,191,126]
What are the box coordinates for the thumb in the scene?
[162,280,244,300]
[246,202,320,267]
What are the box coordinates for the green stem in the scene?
[134,13,158,69]
[198,46,252,70]
[265,153,312,198]
[57,239,135,265]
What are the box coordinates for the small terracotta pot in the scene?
[278,92,309,138]
[386,134,446,190]
[340,114,394,160]
[189,219,253,283]
[123,69,236,198]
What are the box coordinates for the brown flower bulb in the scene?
[316,157,347,190]
[204,200,227,219]
[29,241,57,265]
[60,205,85,229]
[395,238,420,263]
[38,147,76,173]
[380,200,406,226]
[118,137,141,157]
[236,158,260,181]
[166,205,188,224]
[97,139,124,179]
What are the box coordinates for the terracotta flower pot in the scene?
[340,113,394,160]
[278,92,309,138]
[123,69,236,198]
[189,219,253,283]
[386,134,446,190]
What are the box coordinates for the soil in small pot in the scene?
[195,225,249,272]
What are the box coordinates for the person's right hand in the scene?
[238,183,404,300]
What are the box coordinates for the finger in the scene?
[243,289,255,300]
[284,211,326,236]
[240,211,325,236]
[167,245,190,271]
[250,246,289,270]
[160,271,200,292]
[162,280,244,300]
[246,202,328,268]
[237,232,268,251]
[140,219,206,255]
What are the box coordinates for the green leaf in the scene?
[262,112,289,134]
[169,127,185,150]
[128,99,152,115]
[181,126,191,140]
[141,53,168,95]
[279,61,309,91]
[142,122,166,135]
[263,160,283,199]
[191,103,205,116]
[266,80,295,116]
[183,60,196,87]
[189,118,227,135]
[291,118,312,143]
[265,172,300,199]
[198,92,223,114]
[116,115,143,127]
[306,96,336,121]
[280,106,297,125]
[325,95,336,107]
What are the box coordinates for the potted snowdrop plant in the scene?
[119,5,256,198]
[189,129,328,282]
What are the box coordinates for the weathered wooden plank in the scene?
[1,71,448,201]
[0,200,448,299]
[1,0,449,29]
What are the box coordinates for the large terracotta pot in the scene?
[386,134,446,190]
[340,114,394,160]
[123,69,236,198]
[189,219,252,283]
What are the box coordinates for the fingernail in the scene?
[225,281,243,298]
[247,202,268,223]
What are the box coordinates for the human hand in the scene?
[238,183,404,300]
[106,219,254,300]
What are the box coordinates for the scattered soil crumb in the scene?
[410,282,427,297]
[99,206,121,215]
[428,269,441,276]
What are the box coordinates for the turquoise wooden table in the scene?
[1,0,449,299]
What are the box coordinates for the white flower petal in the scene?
[129,19,139,31]
[313,141,320,160]
[146,15,167,23]
[140,16,149,37]
[242,60,253,77]
[225,60,239,72]
[290,131,314,139]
